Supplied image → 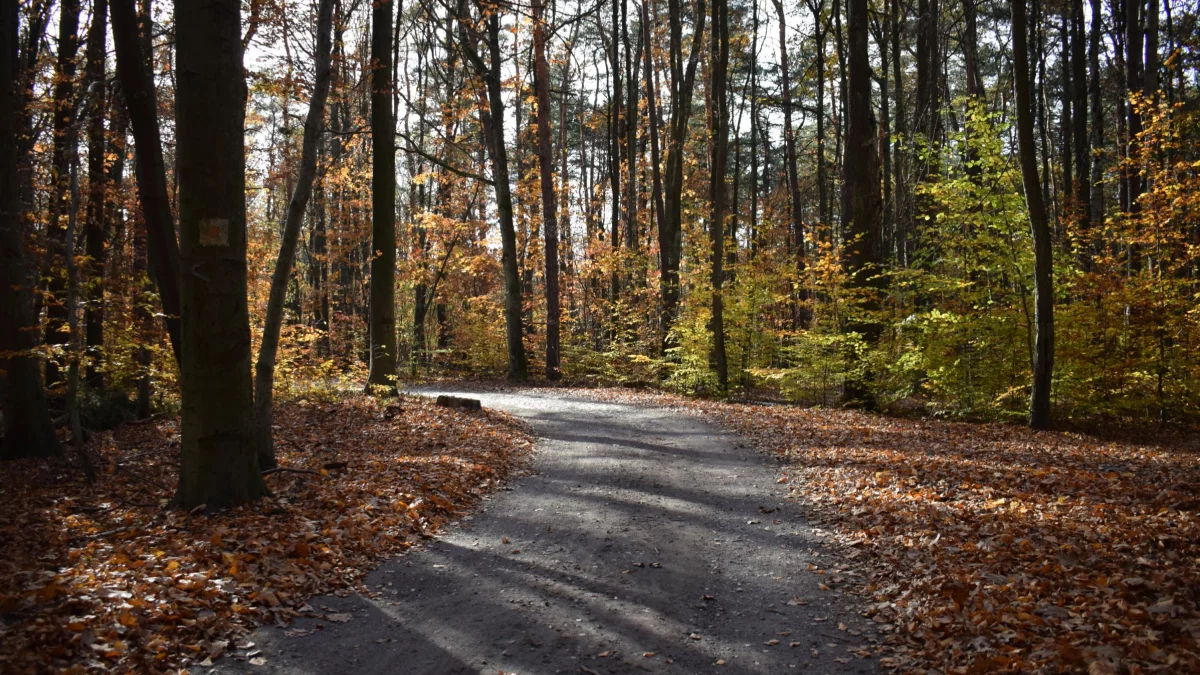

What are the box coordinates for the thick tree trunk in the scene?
[367,0,398,392]
[1012,0,1054,430]
[254,0,334,470]
[174,0,268,508]
[111,0,182,363]
[658,0,706,353]
[840,0,885,408]
[0,0,61,460]
[83,0,109,389]
[44,0,82,389]
[709,0,729,393]
[533,0,561,380]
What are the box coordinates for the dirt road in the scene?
[215,390,878,674]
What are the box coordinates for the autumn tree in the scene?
[367,0,398,392]
[0,0,61,459]
[173,0,268,508]
[1011,0,1054,429]
[840,0,885,407]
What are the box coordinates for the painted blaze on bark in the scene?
[174,0,268,508]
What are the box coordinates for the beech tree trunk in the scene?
[367,0,398,392]
[43,0,82,389]
[1,0,61,459]
[254,0,334,470]
[111,0,183,363]
[83,0,109,389]
[709,0,729,393]
[658,0,706,353]
[174,0,268,508]
[532,0,561,380]
[1012,0,1055,430]
[841,0,885,408]
[777,0,810,329]
[460,0,529,380]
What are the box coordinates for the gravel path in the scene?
[216,389,878,674]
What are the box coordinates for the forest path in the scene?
[216,389,878,675]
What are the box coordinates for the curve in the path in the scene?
[214,390,879,675]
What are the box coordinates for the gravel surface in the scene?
[214,389,879,674]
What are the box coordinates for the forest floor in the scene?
[3,385,1197,674]
[0,394,533,674]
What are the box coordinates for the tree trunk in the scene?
[1071,0,1089,239]
[1012,0,1054,430]
[840,0,885,408]
[44,0,82,389]
[778,0,810,328]
[254,0,334,470]
[1088,0,1103,230]
[461,0,529,380]
[533,0,561,380]
[367,0,398,392]
[0,0,61,460]
[111,0,182,363]
[173,0,269,508]
[709,0,729,393]
[658,0,706,353]
[83,0,109,389]
[642,0,666,246]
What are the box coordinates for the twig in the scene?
[262,466,322,476]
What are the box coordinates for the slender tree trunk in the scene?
[533,0,561,380]
[367,0,398,391]
[658,0,706,353]
[748,0,759,255]
[111,0,183,363]
[174,0,269,508]
[1012,0,1054,430]
[709,0,729,392]
[1088,0,1103,231]
[254,0,334,470]
[83,0,109,389]
[779,0,810,328]
[642,0,666,244]
[890,0,907,265]
[1071,0,1090,240]
[44,0,83,389]
[1,0,61,459]
[841,0,885,408]
[461,0,529,379]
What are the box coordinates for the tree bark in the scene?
[174,0,269,508]
[367,0,398,392]
[778,0,810,328]
[709,0,729,392]
[658,0,706,353]
[840,0,885,408]
[254,0,334,470]
[460,0,529,380]
[533,0,561,380]
[641,0,666,246]
[83,0,109,389]
[0,0,61,459]
[111,0,183,364]
[44,0,83,389]
[1012,0,1054,430]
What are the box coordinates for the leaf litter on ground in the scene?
[548,386,1200,674]
[0,393,532,673]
